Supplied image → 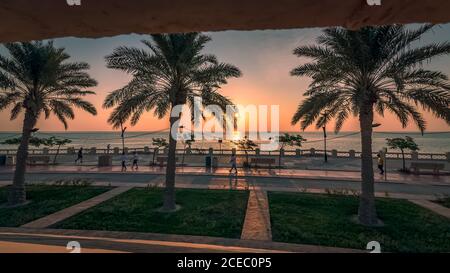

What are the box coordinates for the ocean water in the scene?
[0,131,449,154]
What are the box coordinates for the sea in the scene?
[0,131,449,154]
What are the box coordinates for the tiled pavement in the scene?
[21,186,133,229]
[1,165,449,185]
[241,190,272,241]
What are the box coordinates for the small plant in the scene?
[51,178,92,187]
[278,133,307,168]
[151,138,168,165]
[233,136,258,168]
[386,136,419,172]
[350,189,360,197]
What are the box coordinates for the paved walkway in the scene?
[1,165,448,185]
[21,186,133,229]
[241,190,272,241]
[0,241,126,253]
[409,199,450,219]
[0,228,363,253]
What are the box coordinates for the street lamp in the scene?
[323,125,327,163]
[120,123,127,154]
[322,111,329,163]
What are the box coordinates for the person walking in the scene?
[377,153,384,175]
[121,152,127,172]
[132,151,139,171]
[229,151,237,174]
[75,148,83,164]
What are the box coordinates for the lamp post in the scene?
[322,111,329,163]
[323,125,327,163]
[218,139,223,152]
[120,123,127,154]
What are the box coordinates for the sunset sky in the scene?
[1,24,450,133]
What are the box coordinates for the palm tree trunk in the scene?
[357,105,378,226]
[163,116,178,211]
[401,149,406,171]
[8,110,37,206]
[53,144,61,164]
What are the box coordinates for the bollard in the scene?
[349,150,356,159]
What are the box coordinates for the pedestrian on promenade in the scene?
[377,153,384,175]
[75,147,83,164]
[132,151,139,171]
[229,151,237,174]
[121,152,127,172]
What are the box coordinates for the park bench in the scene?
[156,156,179,167]
[27,155,50,165]
[251,157,276,169]
[410,162,445,175]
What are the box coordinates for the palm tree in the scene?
[103,33,242,211]
[290,25,450,226]
[0,41,97,206]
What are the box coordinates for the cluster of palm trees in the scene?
[1,26,449,226]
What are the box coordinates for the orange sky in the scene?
[1,26,449,133]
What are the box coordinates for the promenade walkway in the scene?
[0,165,449,185]
[0,228,362,253]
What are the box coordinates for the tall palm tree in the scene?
[290,25,450,226]
[103,33,242,211]
[0,41,98,206]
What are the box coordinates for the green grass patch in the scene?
[54,188,249,239]
[0,185,110,227]
[269,192,450,253]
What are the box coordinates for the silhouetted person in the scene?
[132,151,139,171]
[377,153,384,175]
[229,151,237,174]
[75,148,83,164]
[121,152,127,172]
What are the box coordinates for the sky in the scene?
[1,24,450,133]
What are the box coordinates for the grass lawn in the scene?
[269,192,450,253]
[0,185,110,227]
[434,197,450,208]
[54,188,249,238]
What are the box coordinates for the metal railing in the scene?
[1,147,448,161]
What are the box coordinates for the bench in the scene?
[27,155,50,165]
[156,156,179,167]
[410,162,445,174]
[251,157,276,169]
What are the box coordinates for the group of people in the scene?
[73,147,385,175]
[74,147,139,172]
